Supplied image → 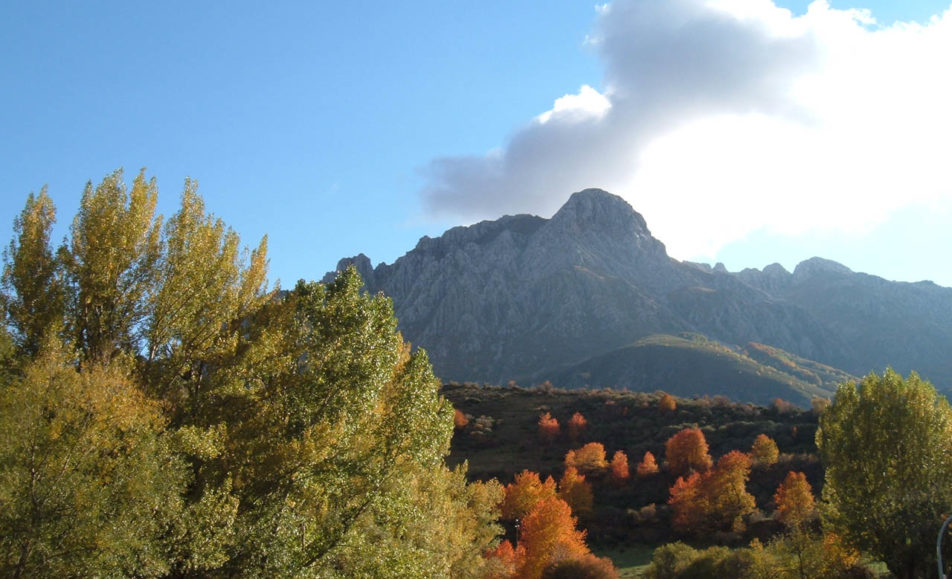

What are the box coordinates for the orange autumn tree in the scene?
[668,471,708,532]
[516,497,591,579]
[501,470,557,521]
[774,471,816,528]
[538,412,560,444]
[454,408,469,430]
[669,451,756,533]
[484,540,524,579]
[658,392,677,413]
[636,451,660,477]
[664,427,713,477]
[750,433,779,467]
[564,442,608,475]
[609,450,630,483]
[558,467,593,517]
[567,412,587,442]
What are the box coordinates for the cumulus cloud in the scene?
[419,0,952,261]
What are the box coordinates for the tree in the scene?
[564,442,608,475]
[516,497,590,579]
[636,451,660,477]
[0,339,188,577]
[668,451,755,534]
[501,470,558,521]
[817,370,952,579]
[567,412,587,442]
[658,392,677,413]
[455,408,470,430]
[64,169,162,362]
[2,188,65,357]
[704,451,756,532]
[750,433,779,468]
[1,173,504,577]
[668,472,707,533]
[485,540,524,579]
[664,428,713,477]
[538,412,560,443]
[773,471,815,528]
[609,450,630,483]
[558,467,593,517]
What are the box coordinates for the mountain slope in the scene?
[327,189,952,396]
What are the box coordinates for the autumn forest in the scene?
[3,171,952,578]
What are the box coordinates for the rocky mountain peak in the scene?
[548,188,651,236]
[793,257,853,280]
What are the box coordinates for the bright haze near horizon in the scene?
[2,1,951,288]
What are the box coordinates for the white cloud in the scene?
[535,85,611,125]
[419,0,952,263]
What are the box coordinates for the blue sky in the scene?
[3,1,951,288]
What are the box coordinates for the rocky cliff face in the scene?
[327,189,952,391]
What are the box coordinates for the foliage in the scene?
[669,450,755,534]
[637,451,660,477]
[817,369,952,579]
[664,428,713,477]
[751,433,779,468]
[542,554,618,578]
[455,408,470,429]
[773,471,815,528]
[568,411,588,442]
[538,411,560,443]
[501,470,558,521]
[516,497,591,579]
[0,339,186,577]
[609,450,629,483]
[1,188,65,356]
[565,442,608,475]
[0,172,501,577]
[558,466,594,517]
[644,534,867,579]
[658,393,677,413]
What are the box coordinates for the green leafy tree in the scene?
[64,169,162,362]
[2,188,65,357]
[817,369,952,579]
[2,172,502,577]
[0,339,186,577]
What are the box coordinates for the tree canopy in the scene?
[817,369,952,579]
[0,171,501,577]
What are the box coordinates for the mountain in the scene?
[326,189,952,402]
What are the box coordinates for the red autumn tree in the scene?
[567,412,588,442]
[454,408,469,430]
[558,466,593,517]
[664,427,713,477]
[705,450,756,532]
[658,392,677,413]
[669,451,756,533]
[501,470,558,521]
[564,442,608,475]
[636,451,660,477]
[774,471,816,528]
[538,412,560,444]
[750,433,779,467]
[609,450,630,483]
[516,497,590,579]
[668,471,708,532]
[484,539,524,579]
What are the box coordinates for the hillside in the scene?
[443,383,823,546]
[548,333,850,407]
[327,188,952,401]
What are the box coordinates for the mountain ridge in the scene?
[326,189,952,399]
